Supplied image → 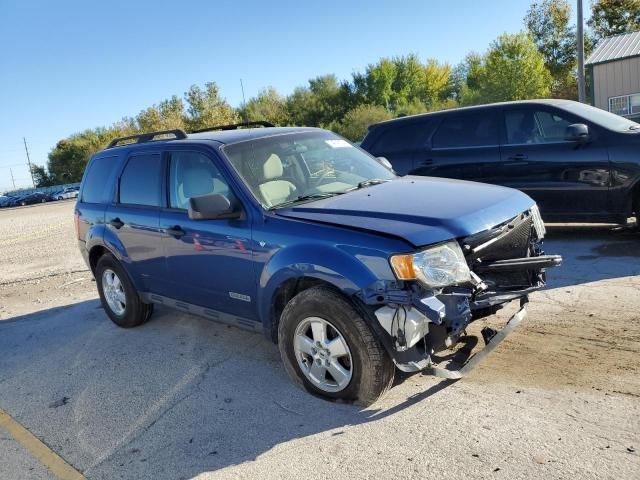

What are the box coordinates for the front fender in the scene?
[257,243,391,332]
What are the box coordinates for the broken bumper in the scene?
[425,300,528,379]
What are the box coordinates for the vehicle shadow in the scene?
[542,223,640,289]
[0,300,455,480]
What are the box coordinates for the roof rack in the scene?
[191,121,275,133]
[106,129,188,149]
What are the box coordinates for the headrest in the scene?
[263,154,283,180]
[183,166,214,198]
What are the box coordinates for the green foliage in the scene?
[238,87,289,125]
[589,0,640,40]
[330,105,394,141]
[30,165,55,187]
[461,32,552,104]
[184,83,237,131]
[525,0,578,98]
[352,55,451,111]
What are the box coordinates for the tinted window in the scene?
[432,113,499,148]
[168,152,231,209]
[119,154,162,206]
[81,156,120,203]
[505,109,573,144]
[369,122,429,153]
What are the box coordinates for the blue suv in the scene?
[76,124,561,405]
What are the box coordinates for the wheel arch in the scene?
[258,244,387,343]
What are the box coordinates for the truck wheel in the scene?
[95,254,153,328]
[278,286,395,406]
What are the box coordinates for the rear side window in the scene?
[119,154,163,207]
[368,122,429,154]
[81,156,119,203]
[432,112,499,148]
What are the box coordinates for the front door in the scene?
[499,107,610,218]
[160,149,257,320]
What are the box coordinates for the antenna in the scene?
[240,78,249,124]
[9,167,16,190]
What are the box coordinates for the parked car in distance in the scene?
[361,99,640,224]
[76,125,560,405]
[56,186,79,200]
[8,191,50,206]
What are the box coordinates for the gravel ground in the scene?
[0,202,639,479]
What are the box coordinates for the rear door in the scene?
[105,152,167,294]
[159,148,257,320]
[499,106,610,217]
[413,110,501,181]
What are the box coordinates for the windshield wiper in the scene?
[345,178,391,191]
[270,192,344,209]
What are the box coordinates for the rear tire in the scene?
[95,254,153,328]
[278,286,395,406]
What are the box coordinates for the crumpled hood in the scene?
[276,176,536,247]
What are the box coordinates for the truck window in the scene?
[432,113,499,148]
[118,154,163,206]
[81,156,119,203]
[168,152,231,210]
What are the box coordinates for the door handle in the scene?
[507,153,528,160]
[109,218,124,229]
[166,225,186,238]
[419,159,434,166]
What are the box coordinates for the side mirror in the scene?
[565,123,590,142]
[188,193,240,220]
[376,156,394,171]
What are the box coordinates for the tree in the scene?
[462,32,552,104]
[330,104,393,141]
[239,87,289,125]
[30,165,55,187]
[286,75,351,127]
[184,82,237,131]
[451,52,483,100]
[525,0,578,98]
[589,0,640,40]
[136,95,186,132]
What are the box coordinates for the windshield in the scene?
[221,131,396,209]
[559,101,640,131]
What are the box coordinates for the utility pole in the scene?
[577,0,586,103]
[9,168,16,190]
[23,137,35,188]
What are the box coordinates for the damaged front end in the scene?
[358,206,562,378]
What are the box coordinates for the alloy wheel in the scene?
[293,317,353,393]
[102,268,126,316]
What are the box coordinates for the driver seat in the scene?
[258,154,297,207]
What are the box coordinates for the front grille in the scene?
[465,213,532,263]
[462,211,542,291]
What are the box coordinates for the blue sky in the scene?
[1,0,544,191]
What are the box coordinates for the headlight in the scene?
[390,241,471,288]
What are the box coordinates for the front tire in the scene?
[95,254,153,328]
[278,286,394,406]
